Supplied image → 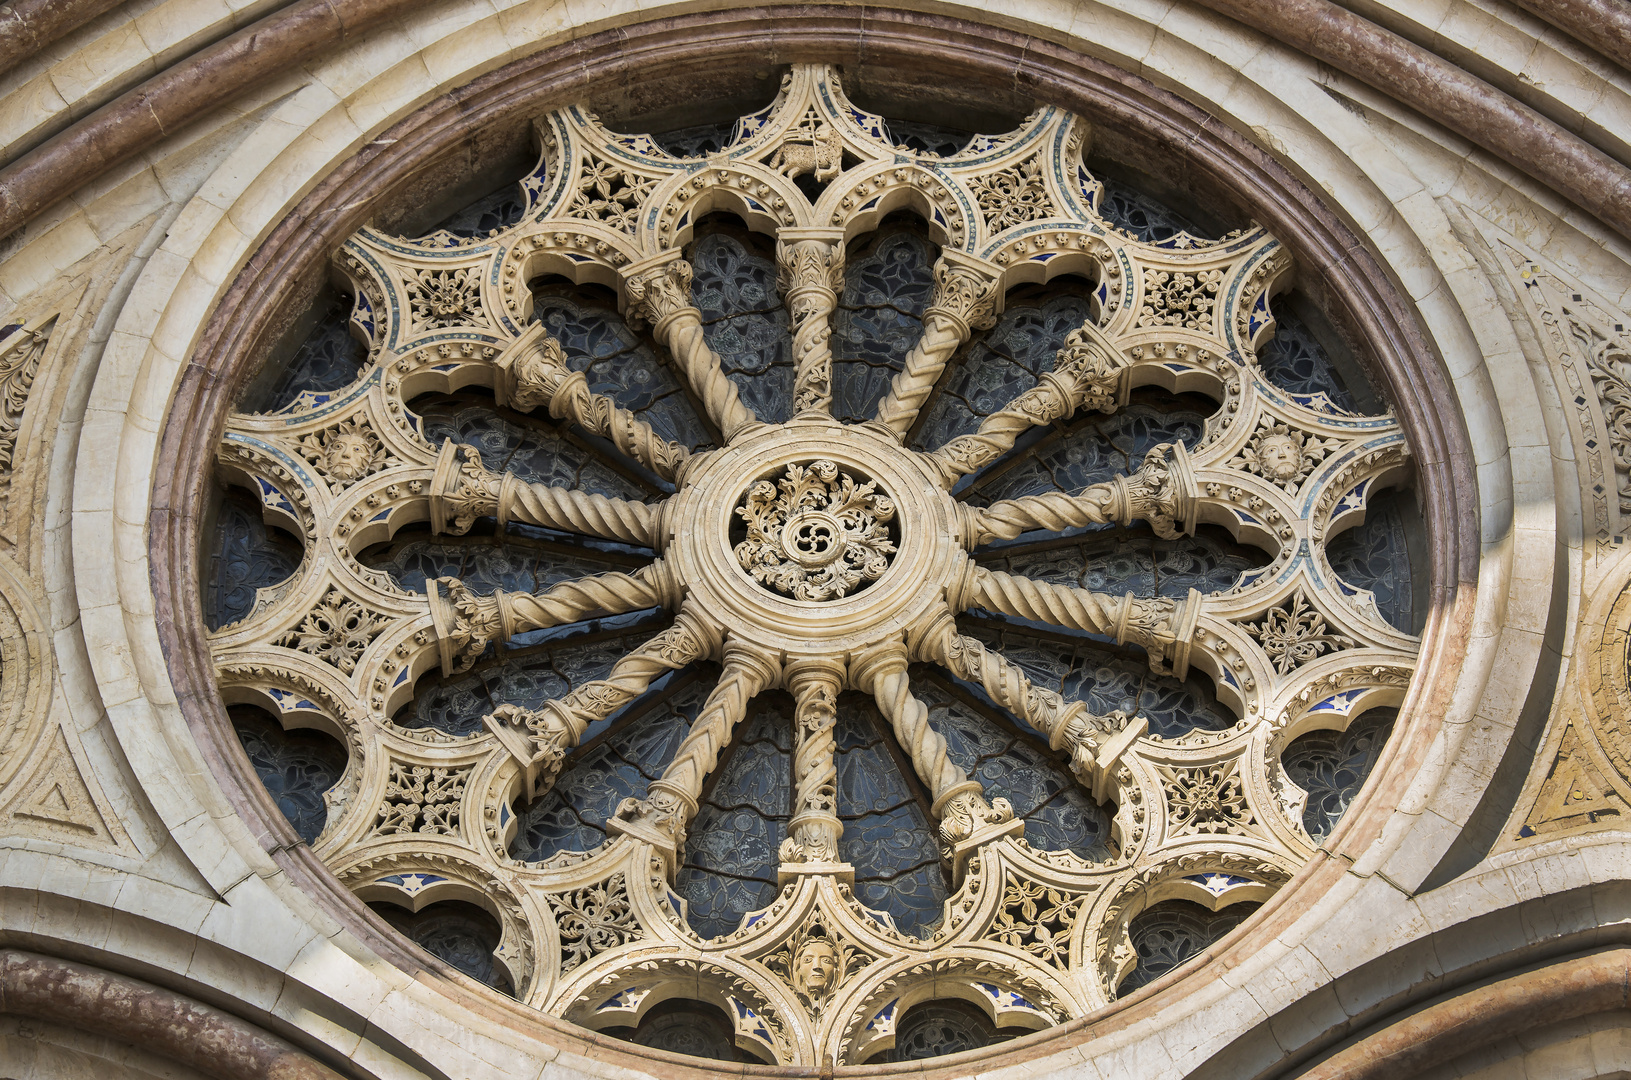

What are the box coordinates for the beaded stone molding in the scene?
[208,66,1418,1066]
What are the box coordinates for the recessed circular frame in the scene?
[152,17,1474,1075]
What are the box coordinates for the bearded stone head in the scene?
[1253,433,1303,481]
[323,431,375,481]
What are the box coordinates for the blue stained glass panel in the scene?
[834,694,947,938]
[1282,708,1397,843]
[241,291,367,415]
[689,227,793,424]
[1117,899,1260,995]
[372,900,512,992]
[915,676,1111,860]
[912,293,1095,452]
[434,186,525,237]
[677,697,793,939]
[959,622,1236,739]
[831,225,937,424]
[532,286,710,451]
[414,397,653,502]
[885,119,973,157]
[1256,299,1359,412]
[1325,487,1415,634]
[1096,179,1204,245]
[398,621,663,737]
[205,487,303,631]
[231,705,347,844]
[510,673,713,862]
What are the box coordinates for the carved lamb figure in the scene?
[769,124,844,183]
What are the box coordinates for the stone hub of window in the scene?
[677,420,950,648]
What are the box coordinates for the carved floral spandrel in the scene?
[208,65,1419,1066]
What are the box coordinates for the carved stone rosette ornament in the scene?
[208,65,1421,1066]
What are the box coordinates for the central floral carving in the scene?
[734,460,898,601]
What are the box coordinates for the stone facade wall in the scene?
[0,1,1626,1077]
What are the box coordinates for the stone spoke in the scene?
[851,640,1018,878]
[965,566,1201,678]
[779,658,846,872]
[495,323,691,482]
[776,230,846,418]
[926,321,1128,486]
[427,561,678,676]
[867,251,1003,439]
[429,440,662,547]
[958,442,1198,545]
[480,607,718,800]
[910,609,1146,803]
[623,253,762,443]
[608,639,781,872]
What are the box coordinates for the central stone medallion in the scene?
[734,460,898,601]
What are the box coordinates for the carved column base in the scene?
[777,860,854,887]
[948,817,1024,884]
[607,794,688,877]
[1074,714,1148,803]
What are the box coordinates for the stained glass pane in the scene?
[510,673,714,862]
[652,122,738,158]
[1326,487,1415,634]
[1117,899,1260,995]
[414,394,655,503]
[1097,179,1203,245]
[958,621,1236,738]
[241,290,367,415]
[360,526,650,597]
[434,186,525,238]
[1257,298,1359,411]
[372,900,512,992]
[689,223,794,424]
[912,292,1095,452]
[532,282,710,452]
[884,120,973,157]
[205,487,303,630]
[230,705,347,844]
[1283,708,1398,843]
[677,696,793,939]
[958,392,1211,510]
[834,694,947,938]
[397,619,666,737]
[831,222,936,423]
[885,1000,1010,1062]
[914,674,1111,860]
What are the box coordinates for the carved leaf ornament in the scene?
[208,65,1421,1066]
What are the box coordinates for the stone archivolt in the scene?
[208,66,1419,1066]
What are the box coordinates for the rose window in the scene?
[205,66,1421,1067]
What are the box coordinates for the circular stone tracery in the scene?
[196,62,1427,1068]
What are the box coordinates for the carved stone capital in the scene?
[1045,322,1129,414]
[924,251,1003,338]
[622,253,696,335]
[607,788,691,874]
[429,440,501,535]
[1121,441,1198,538]
[428,576,507,676]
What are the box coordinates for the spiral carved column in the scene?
[779,657,846,875]
[623,254,761,443]
[481,606,719,799]
[611,638,781,871]
[851,642,1015,876]
[959,442,1198,544]
[496,324,690,480]
[777,230,845,417]
[429,440,660,547]
[929,323,1129,485]
[868,252,1002,438]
